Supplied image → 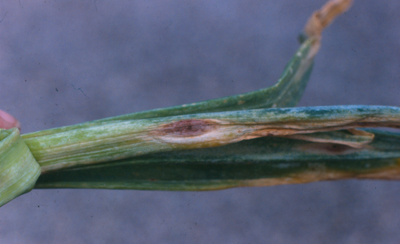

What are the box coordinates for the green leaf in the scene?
[1,0,368,206]
[35,129,400,190]
[23,38,314,138]
[22,105,400,172]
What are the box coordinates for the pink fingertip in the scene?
[0,110,21,131]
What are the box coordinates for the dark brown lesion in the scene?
[295,142,362,155]
[154,119,218,138]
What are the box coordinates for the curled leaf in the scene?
[284,129,375,148]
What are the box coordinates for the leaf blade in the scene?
[35,130,400,190]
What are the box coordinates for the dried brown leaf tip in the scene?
[305,0,353,38]
[304,0,353,58]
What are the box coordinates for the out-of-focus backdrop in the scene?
[0,0,399,243]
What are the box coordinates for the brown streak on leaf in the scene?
[294,143,362,155]
[154,119,218,138]
[242,171,354,188]
[240,160,400,188]
[356,159,400,180]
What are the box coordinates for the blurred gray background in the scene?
[0,0,399,243]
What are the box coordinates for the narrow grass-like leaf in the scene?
[25,37,315,137]
[35,129,400,190]
[5,0,384,207]
[21,105,400,172]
